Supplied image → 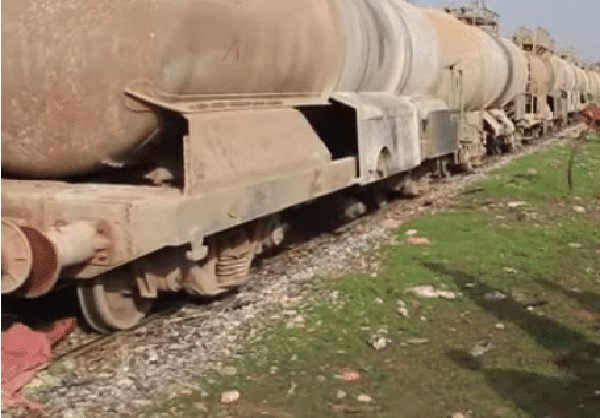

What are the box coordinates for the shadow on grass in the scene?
[423,262,600,416]
[535,278,600,317]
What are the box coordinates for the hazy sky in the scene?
[413,0,600,62]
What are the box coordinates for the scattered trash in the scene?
[397,306,410,317]
[572,206,587,213]
[408,286,457,299]
[405,229,418,236]
[21,371,61,395]
[465,282,477,288]
[495,323,505,330]
[357,394,373,403]
[407,338,430,345]
[336,390,347,399]
[287,381,297,395]
[334,368,362,382]
[368,335,392,351]
[374,298,384,304]
[220,390,240,403]
[568,243,583,249]
[507,201,527,208]
[470,341,495,357]
[483,291,507,301]
[407,237,431,245]
[503,267,518,274]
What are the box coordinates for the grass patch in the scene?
[149,137,600,417]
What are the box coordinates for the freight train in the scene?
[2,0,599,332]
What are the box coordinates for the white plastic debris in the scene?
[368,335,391,351]
[408,286,457,299]
[484,291,507,301]
[470,341,495,357]
[397,307,409,317]
[357,394,373,403]
[220,390,240,403]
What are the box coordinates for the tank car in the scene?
[589,70,600,104]
[0,0,580,332]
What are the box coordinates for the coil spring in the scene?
[216,251,253,285]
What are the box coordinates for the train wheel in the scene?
[77,267,153,333]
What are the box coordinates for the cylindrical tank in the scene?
[335,0,440,96]
[564,63,578,91]
[554,57,573,92]
[418,9,511,110]
[546,55,564,93]
[575,67,589,94]
[2,0,345,178]
[593,72,600,101]
[2,0,519,178]
[2,0,161,177]
[586,71,597,98]
[493,38,528,107]
[529,56,552,96]
[158,0,344,95]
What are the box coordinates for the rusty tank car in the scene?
[0,0,589,332]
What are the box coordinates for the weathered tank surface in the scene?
[529,55,552,96]
[564,62,579,92]
[547,55,567,93]
[2,0,345,178]
[2,0,161,177]
[419,9,513,111]
[495,38,528,107]
[575,67,589,94]
[589,71,600,101]
[3,0,530,179]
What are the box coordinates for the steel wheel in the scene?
[77,267,153,333]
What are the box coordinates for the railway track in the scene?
[3,124,586,417]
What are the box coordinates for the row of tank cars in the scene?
[2,0,599,332]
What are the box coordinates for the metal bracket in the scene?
[186,228,209,262]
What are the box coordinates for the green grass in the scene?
[149,137,600,418]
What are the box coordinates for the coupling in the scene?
[1,220,101,298]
